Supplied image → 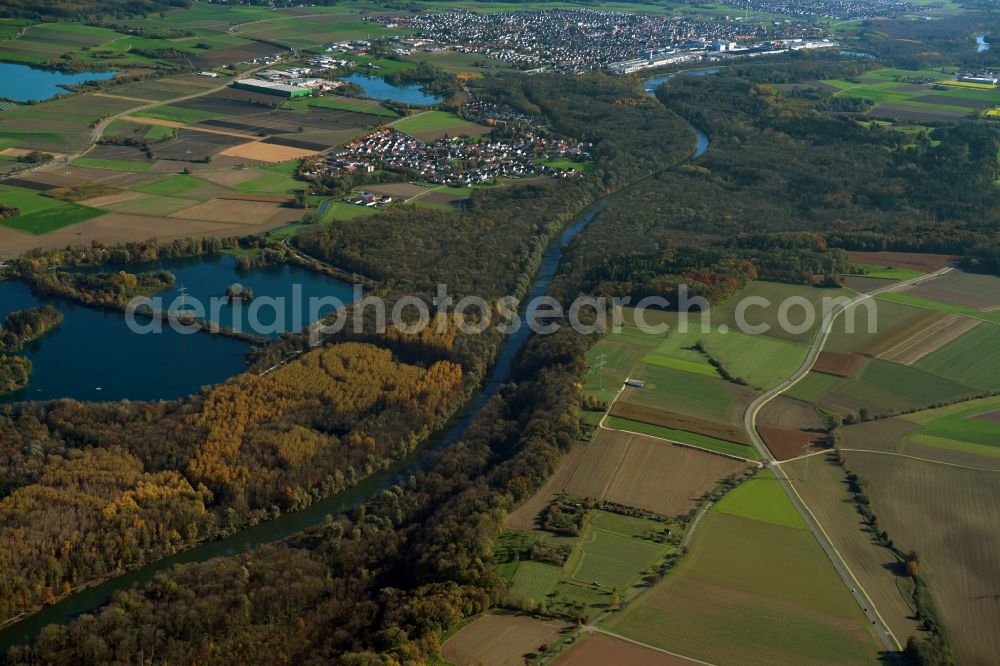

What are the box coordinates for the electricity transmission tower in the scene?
[591,352,608,391]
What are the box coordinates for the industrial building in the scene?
[232,78,311,98]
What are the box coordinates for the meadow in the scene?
[0,184,104,234]
[392,111,477,134]
[606,470,883,665]
[500,506,680,619]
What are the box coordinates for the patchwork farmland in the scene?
[606,470,884,666]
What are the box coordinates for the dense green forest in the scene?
[552,61,1000,301]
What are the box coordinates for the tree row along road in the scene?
[741,267,953,654]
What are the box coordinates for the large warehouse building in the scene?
[232,78,311,98]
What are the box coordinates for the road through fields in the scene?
[741,267,952,653]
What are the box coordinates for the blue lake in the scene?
[0,62,116,102]
[0,255,356,403]
[977,34,991,53]
[342,73,444,106]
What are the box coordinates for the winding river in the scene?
[0,72,710,654]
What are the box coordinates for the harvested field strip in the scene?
[441,613,570,666]
[758,425,826,461]
[604,416,759,462]
[845,251,957,273]
[563,428,753,516]
[71,157,152,171]
[855,309,942,356]
[813,351,864,377]
[847,451,1000,665]
[783,453,922,647]
[219,141,318,162]
[877,313,980,365]
[609,401,748,445]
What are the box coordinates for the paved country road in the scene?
[741,267,953,654]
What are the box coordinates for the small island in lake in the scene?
[0,304,64,352]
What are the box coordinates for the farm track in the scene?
[742,267,953,654]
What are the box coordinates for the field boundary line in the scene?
[590,628,718,666]
[838,448,1000,473]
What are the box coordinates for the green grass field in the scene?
[915,323,1000,390]
[507,561,562,602]
[712,281,851,344]
[605,416,760,461]
[606,505,881,665]
[0,185,103,234]
[134,174,206,197]
[877,292,1000,325]
[884,396,1000,458]
[784,371,845,403]
[624,364,748,424]
[568,527,664,591]
[132,104,223,125]
[851,263,925,280]
[283,94,399,117]
[317,199,380,222]
[713,470,806,529]
[232,169,306,195]
[818,358,977,417]
[393,111,472,134]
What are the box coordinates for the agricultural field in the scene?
[441,613,571,666]
[784,453,923,648]
[606,470,884,665]
[0,154,312,257]
[845,450,1000,665]
[710,280,852,344]
[845,250,957,274]
[893,269,1000,312]
[842,396,1000,463]
[391,111,490,141]
[561,429,753,517]
[282,94,400,117]
[0,184,104,235]
[819,70,1000,120]
[0,21,257,70]
[913,323,1000,390]
[233,12,411,50]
